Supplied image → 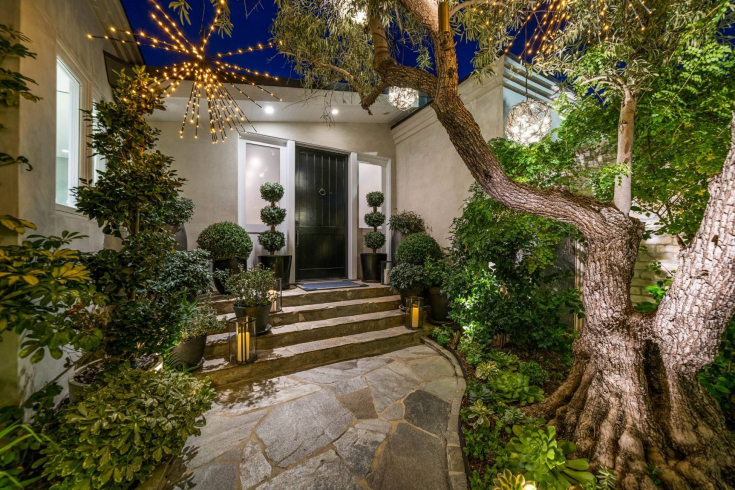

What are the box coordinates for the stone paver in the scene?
[158,343,465,490]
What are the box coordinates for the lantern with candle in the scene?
[269,277,283,313]
[405,296,425,330]
[228,316,257,364]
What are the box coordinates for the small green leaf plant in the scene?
[492,469,533,490]
[466,400,494,428]
[364,191,385,253]
[222,264,277,308]
[505,423,596,490]
[388,210,426,234]
[258,182,286,256]
[490,372,545,406]
[476,360,500,380]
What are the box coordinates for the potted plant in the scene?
[361,191,387,282]
[223,264,277,335]
[160,196,194,251]
[197,221,253,294]
[170,302,222,369]
[391,232,442,306]
[425,257,451,322]
[257,182,292,289]
[389,263,428,307]
[151,248,213,301]
[388,210,426,263]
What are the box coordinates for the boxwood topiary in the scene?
[259,229,286,253]
[389,210,426,234]
[364,211,385,228]
[366,191,384,208]
[395,232,442,265]
[365,230,386,251]
[260,182,285,203]
[197,221,253,261]
[260,206,287,226]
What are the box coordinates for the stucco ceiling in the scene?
[147,83,417,125]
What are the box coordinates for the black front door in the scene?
[295,147,348,280]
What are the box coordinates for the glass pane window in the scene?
[358,162,382,228]
[245,143,280,225]
[56,58,81,207]
[91,103,106,183]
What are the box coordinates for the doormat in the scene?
[297,280,369,291]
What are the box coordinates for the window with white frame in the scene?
[56,58,81,207]
[358,162,383,228]
[244,143,281,225]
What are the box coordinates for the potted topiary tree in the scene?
[425,257,451,322]
[169,302,222,370]
[361,191,387,282]
[160,196,194,251]
[388,210,426,263]
[223,264,277,335]
[391,232,442,306]
[257,182,291,289]
[197,221,253,294]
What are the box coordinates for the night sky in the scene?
[119,0,514,82]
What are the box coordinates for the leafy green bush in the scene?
[425,257,450,288]
[197,221,253,261]
[463,425,495,461]
[505,424,595,490]
[260,182,284,202]
[389,263,426,292]
[158,196,194,227]
[180,303,222,341]
[260,206,287,226]
[431,325,453,346]
[364,230,386,251]
[364,211,386,228]
[458,338,486,367]
[519,361,549,386]
[43,365,215,489]
[258,229,286,253]
[489,372,544,406]
[366,191,384,207]
[223,264,276,308]
[395,233,442,266]
[389,210,426,234]
[150,249,212,298]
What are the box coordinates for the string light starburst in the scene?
[89,0,284,143]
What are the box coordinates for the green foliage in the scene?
[366,191,384,208]
[519,361,549,387]
[150,249,212,299]
[497,407,528,429]
[466,379,500,406]
[463,424,496,461]
[0,230,106,363]
[595,468,618,490]
[446,182,581,352]
[260,206,287,227]
[489,372,545,406]
[260,182,285,203]
[197,221,253,261]
[258,230,286,253]
[223,264,277,308]
[458,338,486,367]
[424,258,450,288]
[430,325,453,347]
[475,361,500,381]
[388,263,426,292]
[491,470,532,490]
[0,423,48,489]
[506,423,595,490]
[699,319,735,413]
[466,400,494,428]
[157,196,194,227]
[486,350,519,371]
[364,211,385,228]
[395,233,442,266]
[43,365,215,489]
[364,230,386,252]
[389,211,426,234]
[179,303,221,342]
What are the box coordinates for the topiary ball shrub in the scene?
[258,230,286,253]
[395,232,442,265]
[43,364,215,489]
[260,182,285,203]
[364,211,385,228]
[389,210,426,234]
[260,206,287,226]
[197,221,253,261]
[365,231,386,251]
[366,191,384,208]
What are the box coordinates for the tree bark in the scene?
[614,89,636,214]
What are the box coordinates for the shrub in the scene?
[43,365,215,489]
[366,191,384,207]
[180,303,222,342]
[258,229,286,253]
[364,211,386,228]
[158,196,194,227]
[388,263,426,292]
[150,249,212,298]
[519,361,549,386]
[260,182,285,202]
[425,257,450,288]
[260,206,287,226]
[224,264,276,308]
[458,338,486,367]
[364,230,386,251]
[489,372,544,406]
[431,325,453,346]
[197,221,253,261]
[395,233,442,265]
[389,210,426,234]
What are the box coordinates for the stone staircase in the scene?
[199,284,428,387]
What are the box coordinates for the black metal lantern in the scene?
[405,296,425,330]
[228,316,257,364]
[269,277,282,313]
[380,260,393,286]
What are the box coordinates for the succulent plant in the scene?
[466,400,494,428]
[476,360,500,380]
[490,371,545,406]
[492,469,533,490]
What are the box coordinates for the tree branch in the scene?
[449,0,508,17]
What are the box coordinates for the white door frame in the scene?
[357,153,392,263]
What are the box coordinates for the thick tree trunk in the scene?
[614,90,636,214]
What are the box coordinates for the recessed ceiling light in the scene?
[331,108,339,115]
[264,106,275,115]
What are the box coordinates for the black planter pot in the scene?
[234,304,272,335]
[390,230,407,263]
[258,255,292,290]
[170,335,207,369]
[212,258,247,295]
[361,253,387,283]
[429,286,451,323]
[169,224,188,251]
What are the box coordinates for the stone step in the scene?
[198,326,425,387]
[206,309,406,357]
[209,283,394,315]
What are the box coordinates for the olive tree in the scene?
[272,0,735,487]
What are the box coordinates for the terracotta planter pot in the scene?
[212,258,247,295]
[234,304,272,335]
[361,253,387,283]
[258,255,292,290]
[170,335,207,370]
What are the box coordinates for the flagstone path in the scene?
[150,342,467,490]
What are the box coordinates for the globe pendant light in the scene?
[388,86,418,111]
[504,63,551,145]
